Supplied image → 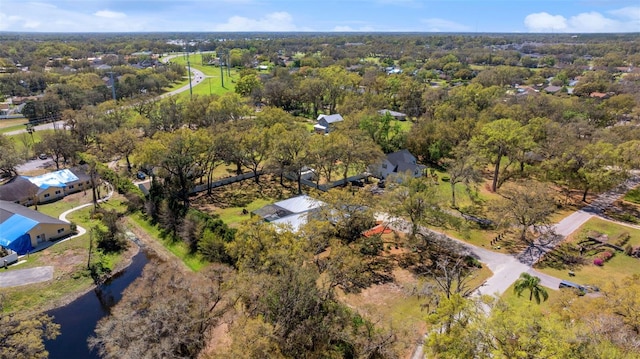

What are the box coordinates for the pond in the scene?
[45,251,149,358]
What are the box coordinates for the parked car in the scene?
[38,153,48,160]
[559,280,586,293]
[136,171,146,180]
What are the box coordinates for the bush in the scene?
[625,244,634,256]
[615,232,631,246]
[593,258,604,266]
[600,251,614,262]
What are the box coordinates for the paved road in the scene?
[15,157,56,173]
[394,175,640,359]
[0,266,53,288]
[4,120,66,136]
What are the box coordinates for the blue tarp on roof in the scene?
[27,169,77,189]
[0,214,37,255]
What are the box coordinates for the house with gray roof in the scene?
[371,149,426,180]
[378,109,407,121]
[252,195,324,232]
[314,114,344,134]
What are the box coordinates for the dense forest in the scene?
[1,32,640,358]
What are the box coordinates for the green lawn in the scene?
[216,197,272,226]
[128,213,208,271]
[535,217,640,287]
[0,118,28,134]
[501,281,559,311]
[6,129,53,156]
[623,187,640,204]
[168,53,239,100]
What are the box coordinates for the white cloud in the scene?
[568,12,617,32]
[524,8,640,33]
[420,18,470,32]
[608,7,640,20]
[524,12,568,32]
[94,10,127,19]
[0,13,22,30]
[213,12,299,31]
[1,1,150,32]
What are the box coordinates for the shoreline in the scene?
[20,241,141,317]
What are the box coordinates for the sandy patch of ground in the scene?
[339,267,427,358]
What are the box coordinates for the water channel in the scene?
[44,251,150,358]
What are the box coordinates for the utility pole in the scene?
[220,52,225,88]
[108,71,117,101]
[87,229,93,270]
[187,51,193,100]
[26,124,35,158]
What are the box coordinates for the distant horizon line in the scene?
[1,31,638,36]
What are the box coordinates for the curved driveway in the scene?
[0,184,113,288]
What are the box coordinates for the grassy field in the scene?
[500,281,559,310]
[215,197,271,226]
[623,187,640,204]
[0,117,28,133]
[535,217,640,287]
[5,128,53,155]
[167,53,239,100]
[128,213,208,271]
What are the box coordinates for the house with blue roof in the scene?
[0,200,71,255]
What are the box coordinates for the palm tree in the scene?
[513,272,549,304]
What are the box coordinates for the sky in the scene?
[1,0,639,33]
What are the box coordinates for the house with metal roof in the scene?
[314,114,344,134]
[252,195,324,232]
[0,200,71,254]
[378,109,407,121]
[0,166,92,205]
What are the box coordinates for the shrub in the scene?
[615,232,631,246]
[625,244,633,256]
[593,258,604,266]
